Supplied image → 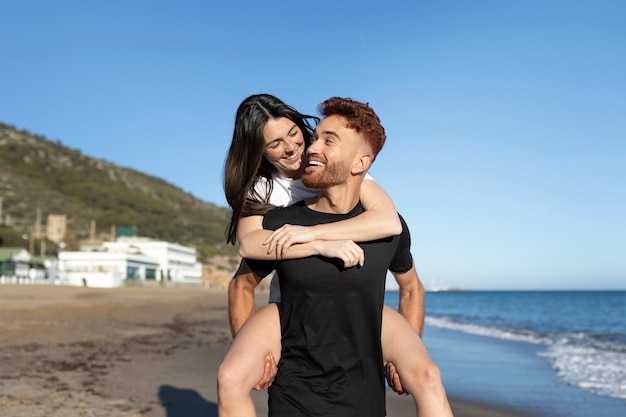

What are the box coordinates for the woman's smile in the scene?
[263,117,307,178]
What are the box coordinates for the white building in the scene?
[103,238,202,283]
[58,250,159,287]
[0,247,31,283]
[57,238,202,288]
[0,248,56,284]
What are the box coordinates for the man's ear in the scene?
[352,153,372,175]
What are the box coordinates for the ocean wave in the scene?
[424,316,545,344]
[539,342,626,400]
[425,315,626,400]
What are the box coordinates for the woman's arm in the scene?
[238,179,401,260]
[237,215,318,259]
[309,178,402,240]
[237,215,364,266]
[263,179,401,256]
[236,215,268,259]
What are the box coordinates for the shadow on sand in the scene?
[158,385,217,417]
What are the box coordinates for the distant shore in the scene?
[0,284,536,417]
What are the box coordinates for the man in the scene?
[219,97,452,417]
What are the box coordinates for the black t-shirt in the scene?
[247,201,413,417]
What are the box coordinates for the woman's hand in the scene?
[315,240,364,268]
[264,226,364,267]
[263,224,318,258]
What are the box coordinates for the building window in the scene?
[145,268,156,280]
[127,266,140,280]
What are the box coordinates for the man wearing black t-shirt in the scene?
[245,97,414,417]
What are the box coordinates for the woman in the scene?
[217,94,452,417]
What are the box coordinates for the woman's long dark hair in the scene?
[223,94,317,245]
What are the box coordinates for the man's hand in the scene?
[263,224,317,258]
[385,362,408,396]
[253,353,278,391]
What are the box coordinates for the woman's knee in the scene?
[217,360,236,393]
[218,357,250,398]
[410,360,444,393]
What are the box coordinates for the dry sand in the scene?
[0,284,533,417]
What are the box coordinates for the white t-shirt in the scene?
[250,171,373,303]
[252,173,320,208]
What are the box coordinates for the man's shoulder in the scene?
[262,200,308,228]
[266,200,307,217]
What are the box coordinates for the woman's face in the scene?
[263,117,306,179]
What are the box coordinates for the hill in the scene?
[0,122,236,260]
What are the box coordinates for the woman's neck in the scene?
[278,164,306,180]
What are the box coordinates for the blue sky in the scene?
[2,1,624,290]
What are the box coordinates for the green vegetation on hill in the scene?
[0,122,236,260]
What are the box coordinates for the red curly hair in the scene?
[318,97,386,158]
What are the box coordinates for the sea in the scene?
[384,290,626,417]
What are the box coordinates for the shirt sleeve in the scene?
[389,214,413,273]
[244,258,277,279]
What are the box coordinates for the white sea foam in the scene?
[425,315,626,400]
[425,316,544,344]
[538,342,626,400]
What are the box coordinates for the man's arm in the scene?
[228,260,263,337]
[391,262,425,336]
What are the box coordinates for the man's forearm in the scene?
[228,261,263,337]
[398,281,425,336]
[394,265,425,336]
[228,277,256,337]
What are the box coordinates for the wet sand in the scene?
[0,285,535,416]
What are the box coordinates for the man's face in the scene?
[302,115,360,189]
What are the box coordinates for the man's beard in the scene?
[302,161,350,189]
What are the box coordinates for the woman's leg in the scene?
[381,305,454,417]
[217,303,281,417]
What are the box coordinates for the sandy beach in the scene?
[0,285,535,417]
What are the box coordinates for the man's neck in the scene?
[305,181,362,214]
